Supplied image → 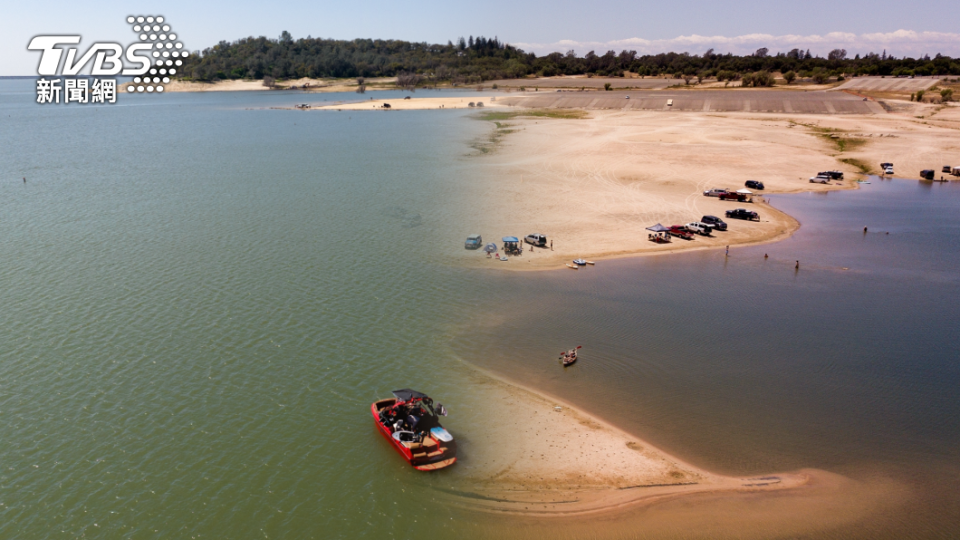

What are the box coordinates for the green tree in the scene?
[941,88,954,102]
[604,82,612,91]
[783,71,797,84]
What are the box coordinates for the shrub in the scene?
[604,83,612,91]
[811,69,830,84]
[941,88,954,102]
[783,71,797,84]
[492,83,498,89]
[916,90,925,102]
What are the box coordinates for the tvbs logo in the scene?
[28,15,187,103]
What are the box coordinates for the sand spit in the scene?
[444,366,906,531]
[306,96,507,111]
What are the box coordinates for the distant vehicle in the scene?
[625,96,630,99]
[667,99,674,107]
[953,166,960,177]
[943,165,953,173]
[524,233,548,247]
[726,208,759,221]
[703,188,729,197]
[719,192,749,201]
[745,180,765,190]
[920,170,935,180]
[880,162,893,170]
[884,167,894,175]
[685,222,713,236]
[818,171,844,180]
[701,215,727,231]
[464,234,483,249]
[810,175,831,184]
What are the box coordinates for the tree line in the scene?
[178,33,960,83]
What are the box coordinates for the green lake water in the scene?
[1,80,958,538]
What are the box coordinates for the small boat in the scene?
[573,259,587,266]
[372,389,457,471]
[566,263,579,270]
[585,261,595,265]
[560,346,581,366]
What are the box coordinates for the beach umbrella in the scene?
[484,243,497,253]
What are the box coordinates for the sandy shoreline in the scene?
[444,361,904,532]
[446,100,959,271]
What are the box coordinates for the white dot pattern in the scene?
[127,14,187,94]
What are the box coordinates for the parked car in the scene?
[719,192,749,201]
[943,165,953,174]
[726,208,759,221]
[701,215,727,231]
[884,167,894,175]
[524,233,548,247]
[703,188,729,197]
[685,222,713,236]
[818,171,844,180]
[667,225,694,240]
[920,170,935,180]
[464,234,483,249]
[809,175,831,184]
[880,162,893,170]
[745,180,765,190]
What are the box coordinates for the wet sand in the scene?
[445,365,906,533]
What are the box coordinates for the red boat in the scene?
[371,389,457,471]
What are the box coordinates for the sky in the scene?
[4,0,960,75]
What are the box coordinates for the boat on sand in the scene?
[371,389,457,471]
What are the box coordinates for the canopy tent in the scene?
[736,189,753,194]
[484,243,497,253]
[392,389,429,402]
[646,223,670,232]
[502,236,519,243]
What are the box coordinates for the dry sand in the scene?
[448,100,960,270]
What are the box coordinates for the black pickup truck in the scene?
[726,208,759,221]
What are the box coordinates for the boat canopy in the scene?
[646,223,670,232]
[736,189,753,194]
[392,389,429,402]
[502,236,519,243]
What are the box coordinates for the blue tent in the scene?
[502,236,519,243]
[646,224,670,233]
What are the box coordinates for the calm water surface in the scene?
[1,79,959,538]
